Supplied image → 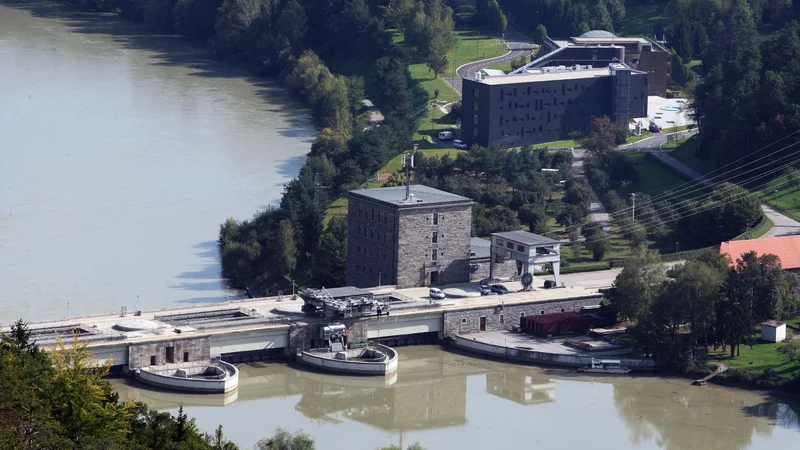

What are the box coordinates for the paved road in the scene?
[445,26,535,94]
[626,130,800,238]
[572,149,610,229]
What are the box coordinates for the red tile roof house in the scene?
[718,235,800,270]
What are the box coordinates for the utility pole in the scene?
[403,152,414,201]
[676,241,679,253]
[136,295,140,311]
[67,301,70,320]
[630,193,636,223]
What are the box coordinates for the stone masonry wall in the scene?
[347,196,399,288]
[470,258,518,282]
[128,336,210,370]
[396,204,472,288]
[442,295,602,336]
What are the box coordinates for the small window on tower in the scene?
[433,212,439,225]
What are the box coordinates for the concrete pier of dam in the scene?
[5,283,604,383]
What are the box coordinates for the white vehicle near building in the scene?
[453,139,468,149]
[438,131,454,140]
[429,288,446,300]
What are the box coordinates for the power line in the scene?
[575,170,798,248]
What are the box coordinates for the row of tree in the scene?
[611,249,796,367]
[580,117,764,251]
[499,0,626,36]
[394,145,580,237]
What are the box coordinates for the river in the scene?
[115,345,800,450]
[0,0,315,323]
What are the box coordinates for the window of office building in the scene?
[473,129,479,137]
[371,208,375,221]
[473,88,479,98]
[358,205,362,217]
[473,102,479,111]
[473,115,479,124]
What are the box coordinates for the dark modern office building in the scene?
[535,30,672,96]
[461,63,648,148]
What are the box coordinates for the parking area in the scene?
[632,96,695,131]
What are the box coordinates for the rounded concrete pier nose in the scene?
[113,319,161,332]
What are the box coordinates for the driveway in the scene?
[572,149,610,229]
[445,26,535,94]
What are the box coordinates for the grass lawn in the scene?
[618,151,698,195]
[662,124,690,134]
[759,174,800,222]
[413,107,459,147]
[661,135,712,175]
[396,27,508,104]
[709,337,798,375]
[485,59,513,73]
[620,2,666,36]
[626,130,654,144]
[531,139,581,149]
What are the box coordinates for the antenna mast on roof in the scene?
[402,152,414,201]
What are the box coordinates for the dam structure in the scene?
[6,282,604,379]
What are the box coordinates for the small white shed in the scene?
[761,321,787,343]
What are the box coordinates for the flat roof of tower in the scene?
[349,185,473,208]
[493,230,560,246]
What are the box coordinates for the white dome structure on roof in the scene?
[579,30,616,38]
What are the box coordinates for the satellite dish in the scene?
[521,272,533,290]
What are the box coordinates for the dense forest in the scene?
[63,0,800,292]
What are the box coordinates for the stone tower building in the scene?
[346,185,473,289]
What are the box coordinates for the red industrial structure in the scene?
[521,312,595,336]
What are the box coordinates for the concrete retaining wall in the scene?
[296,344,399,376]
[442,294,602,336]
[134,361,239,393]
[450,335,656,369]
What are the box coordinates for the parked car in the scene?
[490,284,509,295]
[453,139,468,149]
[479,285,493,295]
[438,131,454,140]
[648,122,661,133]
[429,287,446,299]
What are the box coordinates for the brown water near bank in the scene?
[116,346,800,449]
[0,0,315,322]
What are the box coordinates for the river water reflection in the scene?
[0,1,315,322]
[116,346,800,449]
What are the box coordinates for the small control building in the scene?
[347,185,474,288]
[489,231,561,287]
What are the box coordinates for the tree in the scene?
[611,249,665,322]
[172,0,223,39]
[255,427,315,450]
[277,0,307,55]
[518,203,548,234]
[532,23,547,45]
[211,0,263,58]
[484,0,507,35]
[664,259,725,346]
[312,216,348,287]
[276,219,298,274]
[579,116,625,159]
